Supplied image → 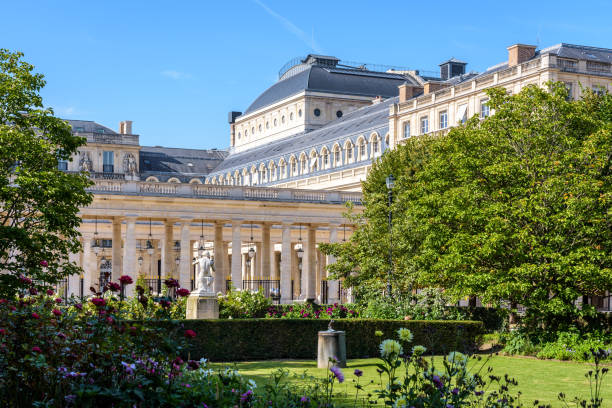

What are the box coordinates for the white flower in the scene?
[248,379,257,390]
[446,351,468,366]
[397,328,413,343]
[379,339,403,359]
[412,345,427,356]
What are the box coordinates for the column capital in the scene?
[113,216,124,224]
[180,218,193,226]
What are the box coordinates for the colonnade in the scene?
[74,216,349,304]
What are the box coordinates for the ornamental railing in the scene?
[87,180,363,205]
[242,279,280,299]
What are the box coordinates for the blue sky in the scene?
[2,0,611,149]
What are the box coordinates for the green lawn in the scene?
[211,355,611,407]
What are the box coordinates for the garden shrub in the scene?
[151,319,483,361]
[265,302,359,319]
[218,289,272,318]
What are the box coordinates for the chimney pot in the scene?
[119,120,133,134]
[507,44,537,67]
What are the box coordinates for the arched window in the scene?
[167,177,181,183]
[321,147,330,169]
[290,156,297,176]
[146,176,159,182]
[299,153,308,175]
[189,178,202,184]
[357,137,367,161]
[371,134,380,157]
[333,144,342,167]
[345,141,354,163]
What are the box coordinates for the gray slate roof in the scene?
[540,43,612,63]
[211,97,396,175]
[139,146,228,181]
[244,65,407,115]
[66,119,117,134]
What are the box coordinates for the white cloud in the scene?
[161,70,192,80]
[54,106,77,116]
[252,0,322,53]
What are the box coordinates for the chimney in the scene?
[423,81,449,95]
[507,44,536,67]
[372,95,383,105]
[119,120,132,134]
[398,83,421,103]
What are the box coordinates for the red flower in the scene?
[55,298,62,304]
[40,260,48,267]
[119,275,133,285]
[91,298,106,307]
[0,329,7,335]
[108,282,121,292]
[184,329,196,338]
[74,303,83,310]
[0,299,7,304]
[31,346,42,353]
[31,312,40,319]
[176,288,190,297]
[52,309,62,316]
[160,299,171,308]
[46,289,54,296]
[164,278,179,288]
[29,288,38,296]
[106,317,114,324]
[8,305,16,311]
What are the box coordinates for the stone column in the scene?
[231,221,242,290]
[254,242,262,279]
[327,224,340,304]
[223,242,229,292]
[302,225,316,300]
[179,220,192,290]
[213,222,225,294]
[241,253,247,284]
[81,236,95,295]
[122,217,137,296]
[112,217,122,281]
[260,223,271,279]
[280,223,292,303]
[291,242,298,299]
[162,220,174,279]
[67,250,81,297]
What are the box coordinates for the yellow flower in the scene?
[375,330,383,337]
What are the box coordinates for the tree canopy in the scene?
[322,82,612,326]
[0,49,92,296]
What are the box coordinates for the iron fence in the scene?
[242,280,280,299]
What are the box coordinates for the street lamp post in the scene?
[385,174,395,298]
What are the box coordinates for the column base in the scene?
[186,294,219,319]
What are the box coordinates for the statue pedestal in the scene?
[186,293,219,319]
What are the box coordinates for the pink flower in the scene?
[74,303,83,310]
[19,275,32,284]
[29,288,38,296]
[119,275,133,285]
[31,312,40,319]
[52,309,62,316]
[91,298,106,307]
[0,329,7,335]
[164,278,179,288]
[106,317,113,324]
[184,329,196,339]
[40,260,48,267]
[176,288,190,297]
[55,298,62,304]
[32,346,42,353]
[108,282,121,292]
[46,289,54,296]
[57,332,66,339]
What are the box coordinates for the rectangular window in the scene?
[564,82,573,100]
[480,99,490,118]
[439,111,448,129]
[403,121,411,138]
[420,116,428,134]
[57,159,68,171]
[593,85,606,96]
[103,151,114,173]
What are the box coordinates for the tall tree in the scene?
[322,83,612,327]
[0,49,92,296]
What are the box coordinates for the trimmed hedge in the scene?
[151,319,483,361]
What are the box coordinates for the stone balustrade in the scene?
[87,179,363,205]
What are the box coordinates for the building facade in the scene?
[61,42,611,309]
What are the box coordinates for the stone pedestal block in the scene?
[317,330,346,368]
[186,294,219,319]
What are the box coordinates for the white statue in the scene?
[193,251,215,294]
[79,152,92,172]
[123,153,137,176]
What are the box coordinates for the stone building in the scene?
[61,42,611,309]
